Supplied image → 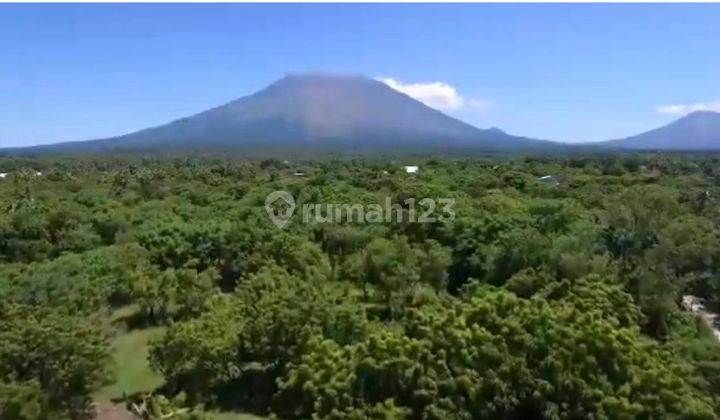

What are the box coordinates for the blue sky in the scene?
[1,3,720,147]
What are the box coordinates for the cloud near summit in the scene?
[378,77,486,112]
[656,100,720,116]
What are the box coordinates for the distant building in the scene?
[293,171,305,177]
[0,173,7,179]
[404,166,419,174]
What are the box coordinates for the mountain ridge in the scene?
[4,73,720,155]
[601,110,720,150]
[3,73,553,156]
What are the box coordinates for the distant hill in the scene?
[3,73,554,156]
[603,111,720,150]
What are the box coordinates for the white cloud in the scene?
[378,77,486,112]
[656,100,720,116]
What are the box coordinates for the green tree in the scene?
[0,306,109,419]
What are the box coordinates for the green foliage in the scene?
[0,306,110,419]
[129,267,218,323]
[1,155,720,418]
[0,381,48,420]
[0,243,152,314]
[149,265,368,402]
[276,288,715,418]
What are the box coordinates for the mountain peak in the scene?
[5,72,544,155]
[606,109,720,150]
[271,72,376,88]
[281,71,369,81]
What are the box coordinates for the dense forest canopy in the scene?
[1,154,720,419]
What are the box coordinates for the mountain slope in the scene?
[604,111,720,150]
[4,73,552,155]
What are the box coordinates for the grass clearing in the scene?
[95,320,165,401]
[96,308,266,419]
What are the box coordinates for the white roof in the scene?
[404,166,419,174]
[0,173,7,179]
